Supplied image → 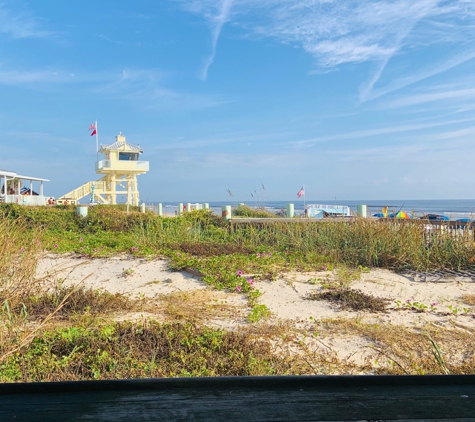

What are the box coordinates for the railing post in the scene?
[222,205,231,220]
[286,204,294,218]
[357,205,367,218]
[178,203,183,216]
[157,203,163,217]
[186,203,192,212]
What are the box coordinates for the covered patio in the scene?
[0,169,50,206]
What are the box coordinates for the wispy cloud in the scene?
[289,117,475,148]
[0,3,51,39]
[199,0,234,80]
[385,87,475,108]
[177,0,475,98]
[95,68,230,110]
[0,65,229,110]
[363,49,475,102]
[0,69,78,85]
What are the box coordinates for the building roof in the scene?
[100,141,143,153]
[0,169,49,182]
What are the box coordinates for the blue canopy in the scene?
[422,214,449,221]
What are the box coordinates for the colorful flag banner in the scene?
[90,129,97,136]
[89,123,96,131]
[297,187,305,198]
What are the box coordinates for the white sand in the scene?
[35,255,475,371]
[37,255,475,331]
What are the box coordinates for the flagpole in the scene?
[95,119,99,161]
[303,184,306,211]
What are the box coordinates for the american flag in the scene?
[297,187,305,198]
[89,122,96,130]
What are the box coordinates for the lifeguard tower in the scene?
[57,133,149,205]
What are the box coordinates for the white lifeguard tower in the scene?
[57,133,149,205]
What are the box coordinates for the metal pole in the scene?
[95,120,99,162]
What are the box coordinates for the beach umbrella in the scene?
[373,212,385,218]
[390,211,412,219]
[456,218,474,229]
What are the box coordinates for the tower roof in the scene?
[100,133,143,153]
[101,141,143,152]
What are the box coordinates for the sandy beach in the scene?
[37,254,475,370]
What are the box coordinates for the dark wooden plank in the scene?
[0,375,474,421]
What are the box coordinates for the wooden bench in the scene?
[1,375,474,421]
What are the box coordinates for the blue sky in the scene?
[1,0,475,202]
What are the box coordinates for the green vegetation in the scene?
[0,321,298,382]
[1,204,475,381]
[233,204,279,218]
[2,204,474,272]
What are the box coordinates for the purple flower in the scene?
[54,244,58,248]
[237,270,243,276]
[83,254,87,257]
[268,253,272,257]
[432,302,437,306]
[131,247,136,252]
[177,253,181,256]
[256,253,261,258]
[406,299,412,303]
[79,237,83,242]
[236,286,242,292]
[20,248,24,252]
[247,278,253,283]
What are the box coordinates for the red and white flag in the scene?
[297,187,305,198]
[89,123,96,131]
[90,129,97,136]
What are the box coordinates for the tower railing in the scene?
[95,160,149,172]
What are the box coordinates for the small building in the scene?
[0,169,49,206]
[305,204,351,218]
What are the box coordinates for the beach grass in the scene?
[1,204,475,381]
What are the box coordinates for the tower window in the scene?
[119,152,138,161]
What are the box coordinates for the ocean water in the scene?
[151,199,475,219]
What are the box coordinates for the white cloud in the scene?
[363,49,475,102]
[0,65,229,110]
[288,117,475,148]
[176,0,475,99]
[94,68,230,110]
[199,0,234,80]
[385,87,475,108]
[0,69,77,84]
[0,3,51,39]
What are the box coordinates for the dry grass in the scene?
[305,318,475,375]
[462,294,475,306]
[158,290,246,323]
[22,285,136,320]
[0,218,43,307]
[306,288,390,312]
